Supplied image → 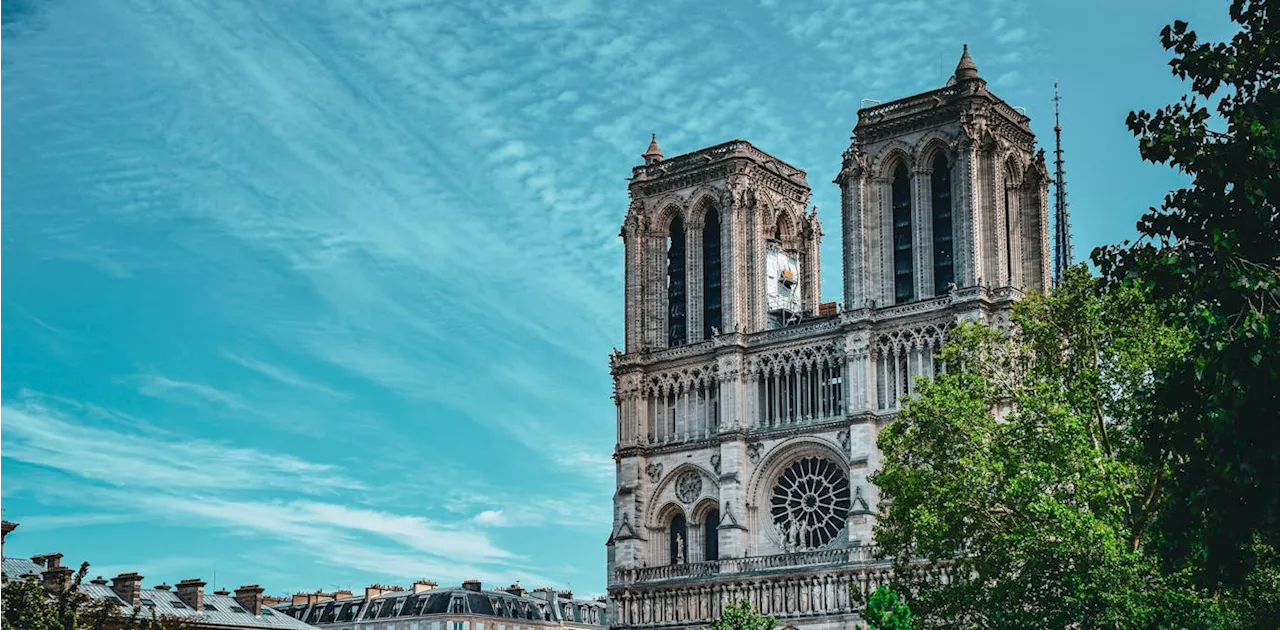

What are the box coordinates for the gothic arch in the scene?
[767,203,804,250]
[689,497,721,526]
[1002,154,1025,188]
[653,501,687,528]
[746,437,852,553]
[651,198,687,234]
[870,140,915,179]
[745,436,849,510]
[914,132,955,169]
[645,462,717,527]
[686,188,721,227]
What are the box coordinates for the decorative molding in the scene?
[646,462,663,484]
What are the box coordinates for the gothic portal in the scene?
[606,47,1050,628]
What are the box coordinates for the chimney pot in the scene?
[155,583,172,591]
[334,589,354,600]
[91,576,108,586]
[504,582,528,598]
[234,584,265,616]
[111,573,144,608]
[177,579,206,612]
[411,580,437,594]
[41,566,74,595]
[461,579,482,592]
[214,588,231,596]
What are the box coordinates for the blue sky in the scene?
[2,0,1235,597]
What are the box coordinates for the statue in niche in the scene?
[675,533,685,564]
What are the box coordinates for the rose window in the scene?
[770,456,851,550]
[675,471,702,504]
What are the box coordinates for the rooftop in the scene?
[79,583,314,630]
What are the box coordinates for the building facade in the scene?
[273,580,606,630]
[605,47,1049,629]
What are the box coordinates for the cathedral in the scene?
[604,46,1051,629]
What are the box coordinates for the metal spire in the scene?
[1052,81,1072,286]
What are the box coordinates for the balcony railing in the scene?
[614,546,885,585]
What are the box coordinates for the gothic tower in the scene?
[607,48,1050,629]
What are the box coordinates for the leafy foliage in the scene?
[863,585,912,630]
[1091,0,1279,587]
[705,598,777,630]
[871,268,1238,628]
[1,563,186,630]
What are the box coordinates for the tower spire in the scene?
[1052,81,1072,286]
[642,133,664,165]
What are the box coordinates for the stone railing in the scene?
[632,140,807,185]
[858,86,959,123]
[610,551,952,629]
[614,546,882,585]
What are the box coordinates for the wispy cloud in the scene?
[2,396,360,493]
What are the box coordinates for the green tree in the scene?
[1091,0,1279,588]
[863,585,912,630]
[706,598,776,630]
[871,268,1232,628]
[1,563,185,630]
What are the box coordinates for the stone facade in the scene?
[605,47,1049,629]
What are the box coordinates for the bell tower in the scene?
[837,45,1050,310]
[619,138,822,353]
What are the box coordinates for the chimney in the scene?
[41,565,74,595]
[558,590,574,601]
[1,521,17,558]
[111,573,144,608]
[214,588,231,596]
[334,589,354,600]
[235,584,265,616]
[177,579,206,612]
[461,579,482,592]
[91,576,109,586]
[504,582,527,598]
[32,553,63,569]
[155,583,172,591]
[365,585,385,600]
[411,580,437,594]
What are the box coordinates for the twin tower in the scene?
[607,47,1050,629]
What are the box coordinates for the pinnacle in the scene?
[955,43,979,81]
[642,133,664,164]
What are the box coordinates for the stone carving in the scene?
[675,471,702,504]
[645,462,663,483]
[710,454,722,475]
[747,442,764,464]
[675,533,685,564]
[837,428,850,452]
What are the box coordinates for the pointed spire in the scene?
[641,133,664,165]
[954,43,979,82]
[1052,81,1073,287]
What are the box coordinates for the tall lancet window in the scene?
[703,508,720,561]
[931,154,955,296]
[667,215,687,347]
[668,514,688,565]
[892,163,915,303]
[702,209,722,339]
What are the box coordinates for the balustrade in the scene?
[611,547,947,628]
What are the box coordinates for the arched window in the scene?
[702,209,722,339]
[668,514,688,565]
[891,163,914,303]
[931,154,954,296]
[703,508,720,561]
[667,216,687,346]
